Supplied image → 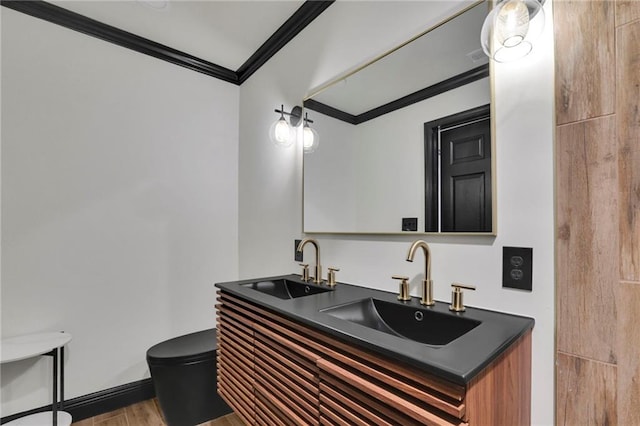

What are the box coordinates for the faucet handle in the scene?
[449,282,476,312]
[392,275,412,301]
[327,267,340,287]
[299,263,310,282]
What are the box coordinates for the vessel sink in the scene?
[241,279,333,300]
[320,298,481,346]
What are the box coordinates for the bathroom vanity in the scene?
[215,275,533,426]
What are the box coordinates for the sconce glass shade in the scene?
[303,125,319,154]
[269,115,294,147]
[481,0,545,62]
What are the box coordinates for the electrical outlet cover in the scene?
[502,247,533,291]
[402,217,418,232]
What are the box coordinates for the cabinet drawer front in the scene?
[318,342,466,418]
[254,351,318,404]
[217,327,250,361]
[217,366,254,421]
[319,382,398,426]
[319,359,468,426]
[218,387,254,426]
[218,372,252,413]
[254,322,320,365]
[254,338,317,383]
[255,372,319,425]
[256,382,317,426]
[217,309,252,340]
[256,395,288,426]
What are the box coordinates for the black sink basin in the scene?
[320,298,481,346]
[241,279,332,300]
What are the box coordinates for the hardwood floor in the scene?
[70,399,243,426]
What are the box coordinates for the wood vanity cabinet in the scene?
[216,292,531,426]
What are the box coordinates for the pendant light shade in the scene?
[302,113,319,154]
[269,105,301,147]
[269,112,294,147]
[481,0,545,62]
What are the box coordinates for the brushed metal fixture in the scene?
[449,282,476,312]
[406,240,434,306]
[299,263,310,282]
[296,238,322,284]
[327,267,340,287]
[392,275,412,301]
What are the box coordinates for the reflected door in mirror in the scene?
[425,104,491,232]
[441,118,491,232]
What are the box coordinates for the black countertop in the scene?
[215,274,534,386]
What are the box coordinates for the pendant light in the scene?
[481,0,545,62]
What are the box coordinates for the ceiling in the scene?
[48,0,305,71]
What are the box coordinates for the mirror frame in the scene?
[302,0,497,236]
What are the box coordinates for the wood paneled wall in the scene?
[555,1,640,425]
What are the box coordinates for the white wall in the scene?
[303,113,358,232]
[1,7,239,416]
[239,1,555,425]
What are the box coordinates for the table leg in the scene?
[60,346,65,410]
[53,348,58,426]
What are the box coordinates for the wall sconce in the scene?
[270,104,302,147]
[302,113,319,154]
[480,0,545,62]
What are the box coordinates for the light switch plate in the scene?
[502,247,533,291]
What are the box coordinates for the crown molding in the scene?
[304,64,490,124]
[1,0,334,85]
[237,1,334,84]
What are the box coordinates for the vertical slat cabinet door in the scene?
[220,292,322,425]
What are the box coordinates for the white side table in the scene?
[1,332,72,426]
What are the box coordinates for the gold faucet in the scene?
[406,240,434,306]
[296,238,322,284]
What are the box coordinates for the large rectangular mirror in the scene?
[303,1,495,235]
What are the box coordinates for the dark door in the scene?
[440,117,492,232]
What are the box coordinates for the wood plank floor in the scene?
[70,399,243,426]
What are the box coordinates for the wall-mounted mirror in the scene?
[303,1,495,235]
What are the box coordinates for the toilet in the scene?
[146,328,231,426]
